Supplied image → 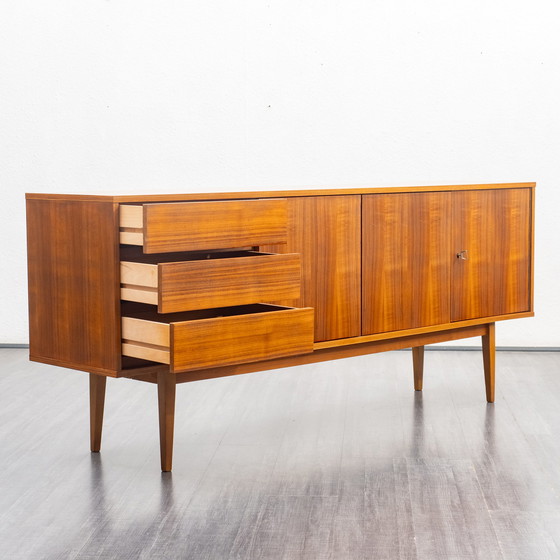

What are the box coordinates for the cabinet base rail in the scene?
[90,323,496,472]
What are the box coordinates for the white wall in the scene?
[1,0,558,346]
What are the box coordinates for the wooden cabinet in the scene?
[362,187,533,334]
[26,183,535,471]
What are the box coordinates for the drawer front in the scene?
[122,306,315,373]
[171,306,314,372]
[120,199,288,253]
[121,253,302,313]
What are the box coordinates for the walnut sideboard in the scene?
[26,183,535,471]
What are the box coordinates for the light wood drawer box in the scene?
[121,304,314,373]
[120,251,302,313]
[120,199,288,253]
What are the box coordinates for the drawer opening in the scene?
[122,303,315,372]
[125,303,297,324]
[120,250,302,312]
[120,248,273,264]
[120,245,271,264]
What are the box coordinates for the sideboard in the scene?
[26,182,535,471]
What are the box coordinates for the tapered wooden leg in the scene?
[412,346,425,391]
[89,373,107,452]
[157,369,176,472]
[482,322,496,403]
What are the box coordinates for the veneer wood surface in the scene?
[141,199,288,253]
[262,195,361,342]
[362,192,451,334]
[26,199,121,374]
[451,188,532,321]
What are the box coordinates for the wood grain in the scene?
[121,342,171,365]
[170,306,315,373]
[362,192,452,335]
[89,373,107,452]
[159,253,301,313]
[138,199,288,253]
[530,186,536,314]
[24,185,536,477]
[121,316,170,347]
[121,316,171,364]
[173,324,488,385]
[482,322,496,403]
[121,261,158,288]
[27,181,536,203]
[412,346,424,391]
[118,308,533,381]
[122,305,315,373]
[451,188,532,321]
[157,369,176,472]
[119,204,143,228]
[26,199,121,375]
[139,253,300,313]
[262,195,361,342]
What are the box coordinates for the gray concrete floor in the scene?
[1,348,560,559]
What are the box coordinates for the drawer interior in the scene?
[120,247,273,265]
[124,303,295,325]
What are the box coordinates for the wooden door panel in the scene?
[451,188,532,321]
[362,193,452,335]
[262,196,361,342]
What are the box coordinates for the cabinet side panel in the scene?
[26,199,121,373]
[362,192,452,335]
[262,196,361,342]
[451,188,532,321]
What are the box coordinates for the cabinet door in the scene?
[362,193,452,335]
[262,196,361,342]
[451,188,532,321]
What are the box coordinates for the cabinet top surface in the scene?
[26,182,536,203]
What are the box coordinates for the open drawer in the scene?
[120,250,302,313]
[121,304,314,373]
[119,199,288,253]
